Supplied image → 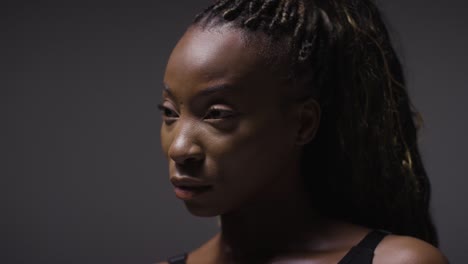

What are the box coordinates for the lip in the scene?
[170,176,213,200]
[170,176,212,188]
[174,185,213,200]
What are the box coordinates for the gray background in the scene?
[2,1,467,263]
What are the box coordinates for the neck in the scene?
[215,163,323,262]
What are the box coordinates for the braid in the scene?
[292,0,305,41]
[191,0,438,246]
[222,0,249,21]
[213,0,232,11]
[280,0,293,25]
[248,0,262,15]
[244,0,279,29]
[268,0,286,31]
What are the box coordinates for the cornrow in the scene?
[191,0,438,246]
[213,0,232,11]
[222,0,249,21]
[303,9,320,49]
[268,0,286,31]
[244,0,279,29]
[280,0,293,25]
[292,0,305,41]
[285,2,299,39]
[248,0,262,15]
[194,0,310,55]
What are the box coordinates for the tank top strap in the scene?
[338,229,390,264]
[355,229,390,251]
[166,230,389,264]
[167,252,188,264]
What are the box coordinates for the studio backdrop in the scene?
[3,1,467,263]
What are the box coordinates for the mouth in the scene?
[174,185,213,200]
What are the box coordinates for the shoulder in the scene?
[373,234,449,264]
[154,234,217,264]
[154,252,188,264]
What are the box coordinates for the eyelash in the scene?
[156,103,236,121]
[157,103,178,118]
[204,106,236,119]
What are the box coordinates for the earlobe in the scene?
[295,98,320,145]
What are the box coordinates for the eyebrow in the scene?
[163,84,233,98]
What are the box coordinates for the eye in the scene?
[158,104,179,122]
[204,106,235,120]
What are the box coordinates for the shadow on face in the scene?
[160,24,318,217]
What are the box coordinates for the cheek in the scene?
[160,125,172,159]
[226,113,295,169]
[226,127,291,181]
[206,117,296,207]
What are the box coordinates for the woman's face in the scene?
[161,25,304,216]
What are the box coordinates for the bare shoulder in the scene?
[374,234,449,264]
[153,234,218,264]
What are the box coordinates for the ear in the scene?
[295,97,320,145]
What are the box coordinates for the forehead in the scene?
[164,24,289,98]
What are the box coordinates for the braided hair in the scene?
[192,0,438,246]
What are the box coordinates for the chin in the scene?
[184,202,222,217]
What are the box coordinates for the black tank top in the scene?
[167,229,389,264]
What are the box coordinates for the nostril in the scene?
[175,158,204,174]
[171,152,204,164]
[185,156,201,163]
[183,156,204,166]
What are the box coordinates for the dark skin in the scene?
[158,24,448,264]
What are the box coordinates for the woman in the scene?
[157,0,448,263]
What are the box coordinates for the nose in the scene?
[168,125,204,165]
